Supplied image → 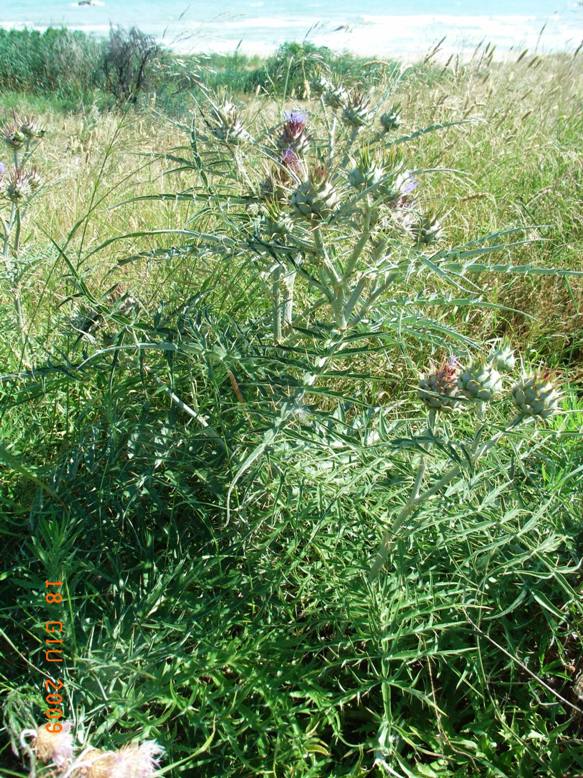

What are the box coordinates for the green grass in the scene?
[0,45,582,777]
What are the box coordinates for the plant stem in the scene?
[272,265,283,343]
[368,414,524,580]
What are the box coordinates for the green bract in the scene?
[458,362,503,402]
[512,375,561,418]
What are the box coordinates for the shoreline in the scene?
[1,12,582,61]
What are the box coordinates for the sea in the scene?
[1,0,582,59]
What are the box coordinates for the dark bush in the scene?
[102,26,165,105]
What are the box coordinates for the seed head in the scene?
[68,740,164,778]
[33,721,74,769]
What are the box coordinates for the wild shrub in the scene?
[102,27,165,106]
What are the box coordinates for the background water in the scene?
[1,0,582,58]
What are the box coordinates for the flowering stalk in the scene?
[368,413,525,580]
[369,358,561,579]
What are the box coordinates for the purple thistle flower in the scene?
[281,110,308,148]
[0,162,5,177]
[284,110,307,130]
[401,174,418,195]
[281,147,302,174]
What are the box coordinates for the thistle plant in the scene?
[380,106,402,132]
[204,98,252,145]
[370,352,563,579]
[0,113,45,364]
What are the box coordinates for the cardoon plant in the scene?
[0,113,45,364]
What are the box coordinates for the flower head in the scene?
[2,123,26,150]
[68,740,164,778]
[279,110,309,154]
[33,721,74,768]
[458,361,502,403]
[284,110,307,134]
[418,355,461,411]
[512,374,561,419]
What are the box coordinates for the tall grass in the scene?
[0,48,582,777]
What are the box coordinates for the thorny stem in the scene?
[231,146,254,192]
[2,201,30,365]
[282,266,296,328]
[328,116,337,168]
[272,265,283,342]
[340,126,360,168]
[313,227,348,329]
[343,199,372,281]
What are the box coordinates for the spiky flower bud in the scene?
[3,168,35,202]
[348,149,384,190]
[259,202,294,240]
[279,110,309,155]
[458,362,502,402]
[2,124,26,150]
[208,101,251,144]
[18,115,45,139]
[409,213,444,245]
[489,342,516,372]
[323,81,348,110]
[291,165,339,221]
[380,107,401,132]
[418,356,460,411]
[342,91,373,128]
[310,75,330,97]
[281,147,304,176]
[261,148,304,203]
[512,375,561,419]
[28,168,42,193]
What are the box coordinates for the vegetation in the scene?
[0,37,582,777]
[0,30,411,109]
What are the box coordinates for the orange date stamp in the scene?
[43,579,66,733]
